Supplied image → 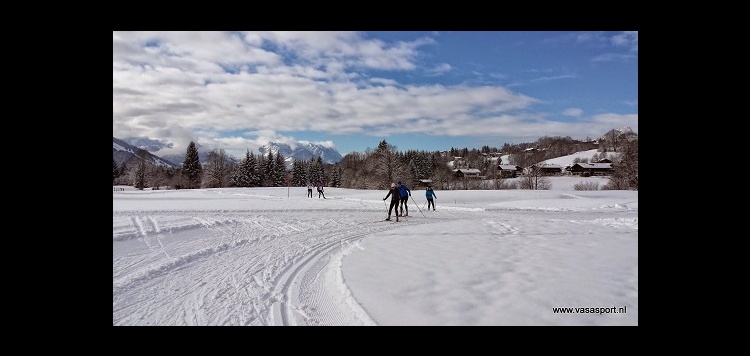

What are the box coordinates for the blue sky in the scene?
[113,31,637,159]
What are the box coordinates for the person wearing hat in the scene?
[425,185,437,211]
[397,181,412,216]
[382,183,401,221]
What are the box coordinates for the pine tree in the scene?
[248,152,260,187]
[182,141,203,189]
[314,156,325,184]
[134,149,150,190]
[291,159,306,186]
[113,159,119,185]
[330,164,341,187]
[274,151,287,187]
[263,150,275,187]
[229,164,242,187]
[306,156,316,184]
[119,161,128,184]
[256,154,266,187]
[234,149,254,187]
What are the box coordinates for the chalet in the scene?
[414,179,433,188]
[497,164,522,178]
[532,163,563,176]
[569,162,614,176]
[453,168,481,179]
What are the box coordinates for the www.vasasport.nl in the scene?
[552,306,627,315]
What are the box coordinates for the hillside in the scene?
[113,137,178,168]
[539,149,619,167]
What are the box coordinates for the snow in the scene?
[113,176,637,326]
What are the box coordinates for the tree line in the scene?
[113,130,638,191]
[113,141,333,190]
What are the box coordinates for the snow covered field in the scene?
[113,176,638,326]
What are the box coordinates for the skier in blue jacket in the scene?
[397,181,411,216]
[425,186,437,211]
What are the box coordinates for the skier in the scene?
[397,181,411,216]
[317,182,326,199]
[307,182,313,198]
[425,185,437,211]
[383,183,400,221]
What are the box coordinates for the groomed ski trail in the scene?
[113,209,432,326]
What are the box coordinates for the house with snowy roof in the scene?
[568,162,614,176]
[497,164,523,178]
[531,163,564,176]
[453,168,482,179]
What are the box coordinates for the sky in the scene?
[113,31,638,159]
[113,151,637,326]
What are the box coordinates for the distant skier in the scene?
[425,185,437,211]
[397,181,411,216]
[317,182,326,199]
[383,183,400,221]
[307,182,313,198]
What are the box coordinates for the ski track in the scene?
[113,209,431,325]
[113,207,636,326]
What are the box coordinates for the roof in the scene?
[572,163,612,169]
[537,163,563,169]
[497,165,520,170]
[453,168,481,174]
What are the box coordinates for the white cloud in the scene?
[427,63,452,76]
[611,31,638,52]
[591,53,637,63]
[529,74,577,82]
[114,32,636,158]
[562,108,583,117]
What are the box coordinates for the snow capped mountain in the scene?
[599,127,637,142]
[114,136,343,168]
[121,137,174,152]
[258,142,343,165]
[113,137,178,168]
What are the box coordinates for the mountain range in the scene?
[258,142,343,166]
[114,128,632,169]
[113,137,179,168]
[113,137,344,168]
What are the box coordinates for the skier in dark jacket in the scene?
[383,183,400,221]
[425,186,437,211]
[397,181,411,216]
[317,182,326,199]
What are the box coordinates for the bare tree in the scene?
[429,155,454,190]
[370,140,404,188]
[339,151,371,189]
[603,138,638,190]
[149,165,170,189]
[203,149,230,188]
[520,165,552,190]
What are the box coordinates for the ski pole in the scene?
[410,195,426,217]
